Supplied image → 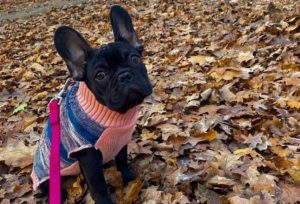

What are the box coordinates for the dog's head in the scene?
[54,6,152,113]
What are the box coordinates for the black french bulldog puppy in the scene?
[36,5,152,204]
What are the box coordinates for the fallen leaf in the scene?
[194,129,218,142]
[287,168,300,183]
[244,133,271,151]
[219,84,236,102]
[188,55,215,65]
[237,51,254,63]
[141,129,158,141]
[67,176,83,198]
[30,63,46,74]
[122,177,142,204]
[233,148,253,155]
[0,140,37,169]
[279,182,300,203]
[207,175,236,186]
[209,67,248,82]
[229,196,250,204]
[12,103,27,115]
[31,91,48,101]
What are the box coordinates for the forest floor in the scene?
[0,0,299,203]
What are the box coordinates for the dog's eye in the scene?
[130,55,140,65]
[95,71,106,80]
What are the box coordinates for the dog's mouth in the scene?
[108,84,152,113]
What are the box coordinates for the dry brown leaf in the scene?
[208,67,247,82]
[188,55,215,65]
[141,129,158,141]
[157,123,182,141]
[207,175,236,186]
[31,91,48,101]
[219,84,236,102]
[171,192,190,204]
[122,177,142,204]
[167,135,187,151]
[252,174,278,194]
[271,145,293,157]
[229,196,250,204]
[67,176,83,198]
[12,183,32,198]
[142,186,162,201]
[0,140,37,169]
[237,51,254,63]
[287,168,300,183]
[272,156,293,172]
[279,182,300,204]
[30,62,46,74]
[244,133,271,151]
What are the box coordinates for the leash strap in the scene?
[49,99,61,204]
[48,79,73,204]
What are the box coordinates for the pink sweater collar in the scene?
[76,82,139,127]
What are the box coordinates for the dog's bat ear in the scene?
[54,26,91,81]
[110,5,143,53]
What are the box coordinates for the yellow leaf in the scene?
[123,177,142,204]
[68,177,83,198]
[31,91,48,101]
[167,157,177,164]
[287,100,300,109]
[233,148,252,155]
[194,130,217,142]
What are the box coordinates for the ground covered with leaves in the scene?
[0,0,300,203]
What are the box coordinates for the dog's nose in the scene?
[118,72,133,83]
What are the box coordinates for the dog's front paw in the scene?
[95,194,114,204]
[122,170,136,186]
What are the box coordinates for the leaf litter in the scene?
[0,0,300,203]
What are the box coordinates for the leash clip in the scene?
[49,78,73,106]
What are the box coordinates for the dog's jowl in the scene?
[31,5,152,204]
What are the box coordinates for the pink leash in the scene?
[49,79,73,204]
[49,99,61,204]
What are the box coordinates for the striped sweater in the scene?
[31,82,139,190]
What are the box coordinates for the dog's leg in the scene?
[74,148,113,204]
[115,145,135,186]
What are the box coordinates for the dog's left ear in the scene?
[110,5,143,53]
[54,26,91,81]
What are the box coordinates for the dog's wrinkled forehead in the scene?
[94,42,139,65]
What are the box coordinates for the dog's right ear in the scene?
[54,26,91,81]
[110,5,143,53]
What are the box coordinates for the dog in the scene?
[31,5,152,204]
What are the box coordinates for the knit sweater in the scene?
[31,82,139,191]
